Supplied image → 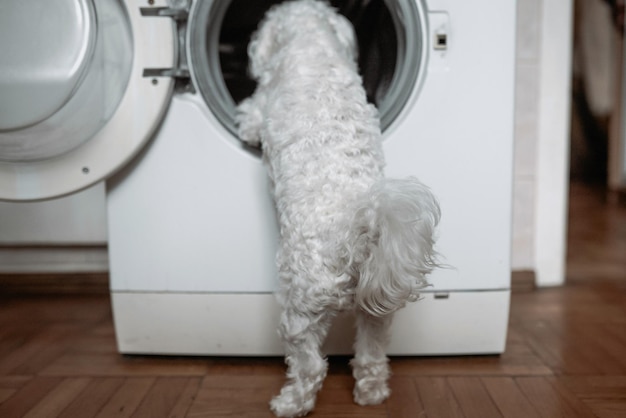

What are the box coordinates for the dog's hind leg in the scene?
[351,311,393,405]
[270,305,335,417]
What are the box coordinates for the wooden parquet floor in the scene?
[0,182,624,417]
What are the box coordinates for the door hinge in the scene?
[140,0,195,93]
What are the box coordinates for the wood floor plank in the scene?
[599,323,626,355]
[582,399,626,418]
[167,377,202,418]
[385,376,426,418]
[447,377,502,418]
[481,377,540,418]
[516,377,596,418]
[57,378,125,418]
[0,295,110,325]
[577,325,626,372]
[520,320,598,375]
[131,377,198,418]
[205,357,286,375]
[187,375,281,418]
[558,376,626,418]
[575,331,626,375]
[312,375,387,417]
[0,325,79,375]
[391,341,552,377]
[40,352,210,377]
[0,376,31,403]
[0,376,62,418]
[0,375,31,390]
[0,388,16,404]
[414,377,464,418]
[0,273,109,295]
[69,331,119,355]
[558,376,626,399]
[9,328,83,376]
[94,378,156,418]
[547,376,626,418]
[23,377,91,418]
[0,323,41,360]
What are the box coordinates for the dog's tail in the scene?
[342,177,440,317]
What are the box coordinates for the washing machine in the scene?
[0,0,515,355]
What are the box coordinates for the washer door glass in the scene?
[189,0,427,139]
[0,0,132,162]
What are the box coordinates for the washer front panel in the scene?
[109,0,516,295]
[0,0,176,201]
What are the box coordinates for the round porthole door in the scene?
[188,0,428,140]
[0,0,176,201]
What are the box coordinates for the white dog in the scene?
[236,1,440,416]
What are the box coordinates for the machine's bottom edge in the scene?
[111,289,510,356]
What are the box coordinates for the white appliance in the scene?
[0,0,515,355]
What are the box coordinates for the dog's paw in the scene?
[238,123,262,148]
[351,358,391,405]
[353,378,391,406]
[270,385,316,418]
[236,98,263,148]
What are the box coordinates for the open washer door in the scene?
[0,0,176,201]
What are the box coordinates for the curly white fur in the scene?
[236,1,440,416]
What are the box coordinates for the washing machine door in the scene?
[0,0,176,201]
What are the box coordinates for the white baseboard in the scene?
[111,290,510,356]
[0,246,108,273]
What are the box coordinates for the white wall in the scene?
[512,0,573,288]
[0,183,107,244]
[0,183,108,272]
[512,0,543,270]
[533,0,573,286]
